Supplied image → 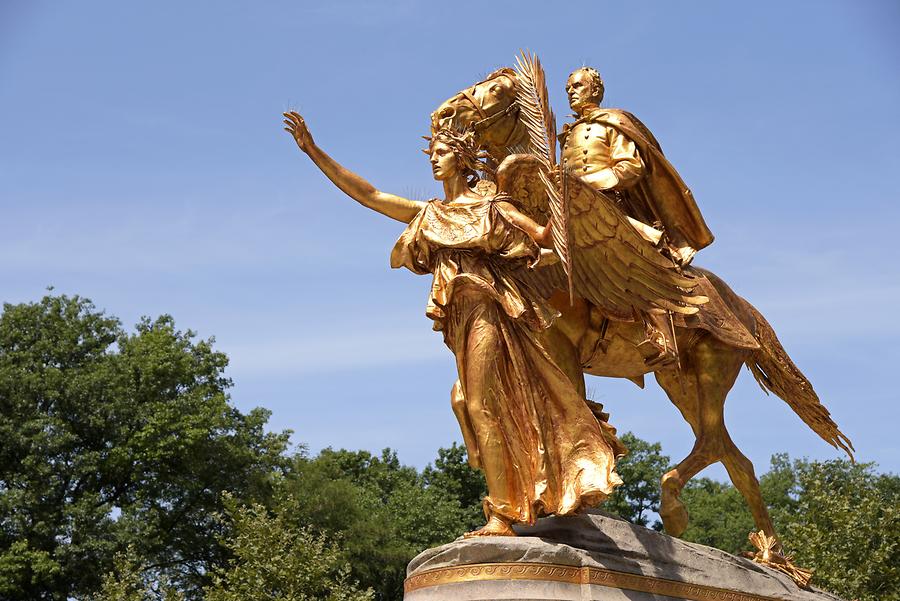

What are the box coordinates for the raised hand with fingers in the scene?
[283,111,314,154]
[280,109,423,222]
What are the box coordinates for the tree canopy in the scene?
[679,455,900,601]
[0,294,289,599]
[205,496,374,601]
[273,447,475,600]
[2,294,897,601]
[604,432,670,529]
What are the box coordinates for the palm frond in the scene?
[514,51,557,169]
[516,50,572,298]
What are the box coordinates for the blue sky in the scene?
[2,1,898,481]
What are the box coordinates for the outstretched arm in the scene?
[283,112,425,223]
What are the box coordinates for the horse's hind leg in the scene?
[654,333,747,537]
[721,431,776,539]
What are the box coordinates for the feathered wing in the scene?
[496,155,704,318]
[563,173,707,319]
[508,50,704,317]
[495,154,550,223]
[494,153,568,298]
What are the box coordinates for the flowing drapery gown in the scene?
[391,194,622,524]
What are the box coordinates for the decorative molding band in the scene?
[404,562,786,601]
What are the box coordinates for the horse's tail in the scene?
[745,304,855,460]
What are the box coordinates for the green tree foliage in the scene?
[89,546,184,601]
[421,442,486,531]
[679,478,757,553]
[418,435,675,531]
[604,432,670,528]
[204,498,373,601]
[0,294,289,600]
[5,294,898,601]
[678,454,798,554]
[270,435,675,600]
[780,459,900,601]
[274,447,472,601]
[679,455,900,601]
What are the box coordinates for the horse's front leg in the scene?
[654,332,750,538]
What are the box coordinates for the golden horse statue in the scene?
[431,64,853,554]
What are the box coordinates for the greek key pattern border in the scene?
[404,562,785,601]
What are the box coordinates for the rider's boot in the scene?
[637,313,677,368]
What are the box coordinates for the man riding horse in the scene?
[428,59,853,585]
[562,67,713,267]
[561,66,715,367]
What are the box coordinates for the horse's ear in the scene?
[486,66,517,81]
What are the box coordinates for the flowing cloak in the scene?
[390,195,622,523]
[560,107,715,252]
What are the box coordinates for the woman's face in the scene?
[430,141,458,181]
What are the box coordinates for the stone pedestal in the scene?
[404,511,845,601]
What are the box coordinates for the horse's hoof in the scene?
[660,474,689,536]
[660,499,689,537]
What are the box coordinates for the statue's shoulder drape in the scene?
[562,108,714,251]
[390,196,554,332]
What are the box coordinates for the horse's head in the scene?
[431,67,527,160]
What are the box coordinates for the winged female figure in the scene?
[283,112,628,536]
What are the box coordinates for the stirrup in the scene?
[636,338,676,368]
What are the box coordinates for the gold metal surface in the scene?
[423,52,853,557]
[284,50,854,587]
[748,531,813,589]
[561,67,713,266]
[404,562,789,601]
[284,108,623,536]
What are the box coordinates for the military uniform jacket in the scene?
[559,107,714,252]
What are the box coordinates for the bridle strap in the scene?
[460,88,488,120]
[473,103,521,147]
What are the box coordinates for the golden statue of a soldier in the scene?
[562,67,713,266]
[559,66,719,367]
[285,52,852,586]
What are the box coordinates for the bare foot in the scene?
[463,515,517,538]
